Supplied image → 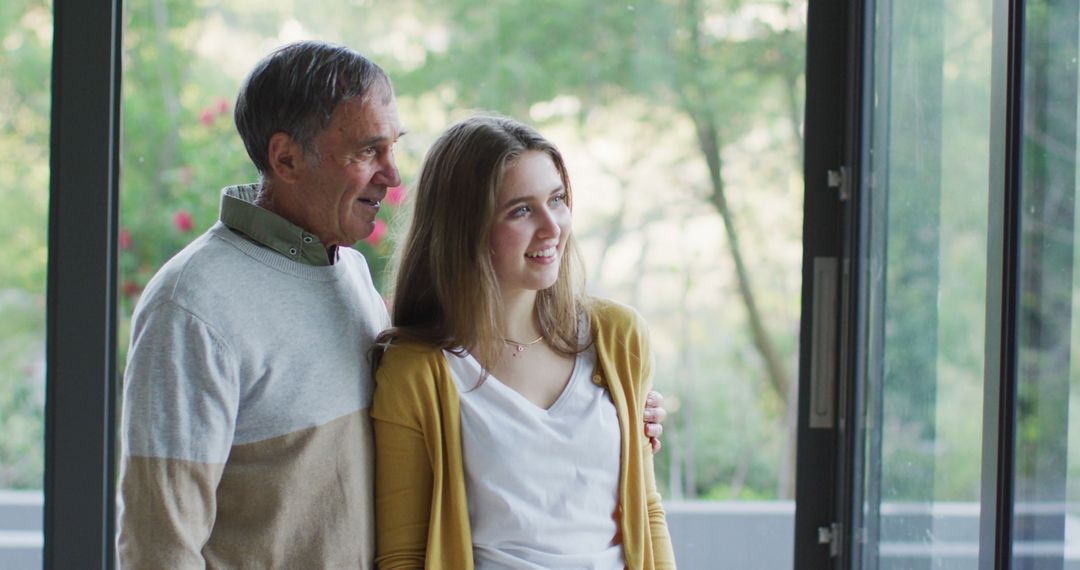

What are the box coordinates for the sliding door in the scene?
[802,0,1080,568]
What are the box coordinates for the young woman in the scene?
[372,114,675,569]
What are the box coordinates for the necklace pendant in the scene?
[504,335,542,358]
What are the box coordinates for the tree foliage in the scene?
[0,0,810,501]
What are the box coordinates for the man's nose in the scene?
[373,152,400,187]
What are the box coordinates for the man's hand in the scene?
[643,390,667,454]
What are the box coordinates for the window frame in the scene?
[978,0,1024,566]
[804,0,1029,568]
[44,0,122,567]
[43,0,1040,568]
[794,0,863,567]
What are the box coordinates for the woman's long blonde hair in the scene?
[374,114,586,371]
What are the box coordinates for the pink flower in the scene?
[199,109,215,126]
[215,97,230,115]
[173,210,194,233]
[119,229,132,251]
[122,280,141,298]
[385,185,406,206]
[365,219,388,246]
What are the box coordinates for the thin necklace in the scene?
[504,334,545,357]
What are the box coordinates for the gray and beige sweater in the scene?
[117,186,388,568]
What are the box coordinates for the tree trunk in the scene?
[691,109,796,498]
[692,112,792,403]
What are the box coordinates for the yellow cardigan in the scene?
[371,299,676,569]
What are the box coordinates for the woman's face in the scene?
[488,150,572,297]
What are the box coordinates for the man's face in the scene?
[293,94,403,246]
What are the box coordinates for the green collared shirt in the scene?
[219,184,336,266]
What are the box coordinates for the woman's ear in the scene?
[267,132,304,183]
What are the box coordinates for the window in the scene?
[852,0,993,566]
[114,1,807,567]
[1011,0,1080,566]
[38,0,1080,568]
[0,2,51,567]
[838,0,1080,567]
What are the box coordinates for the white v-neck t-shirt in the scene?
[444,338,624,570]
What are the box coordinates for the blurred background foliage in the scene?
[1,0,50,489]
[1,0,823,501]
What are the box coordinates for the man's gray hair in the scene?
[234,40,392,175]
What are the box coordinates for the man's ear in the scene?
[267,132,304,183]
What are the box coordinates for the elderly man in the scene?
[117,41,663,568]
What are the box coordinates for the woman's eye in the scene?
[511,206,530,218]
[550,193,567,206]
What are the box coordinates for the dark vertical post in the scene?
[979,0,1023,567]
[795,0,850,568]
[44,0,122,568]
[838,0,873,568]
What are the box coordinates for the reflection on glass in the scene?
[117,0,806,566]
[860,0,991,567]
[0,2,50,568]
[1012,1,1079,568]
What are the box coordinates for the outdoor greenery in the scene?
[1,0,50,489]
[6,11,1080,569]
[1,0,814,500]
[8,0,1077,512]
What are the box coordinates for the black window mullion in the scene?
[795,0,854,568]
[840,0,874,567]
[979,0,1023,567]
[44,0,123,568]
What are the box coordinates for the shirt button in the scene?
[592,373,603,386]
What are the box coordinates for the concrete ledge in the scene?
[3,493,1080,569]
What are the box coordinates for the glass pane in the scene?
[118,1,805,566]
[858,0,992,567]
[0,1,49,568]
[1011,1,1079,568]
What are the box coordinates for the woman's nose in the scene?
[537,208,561,239]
